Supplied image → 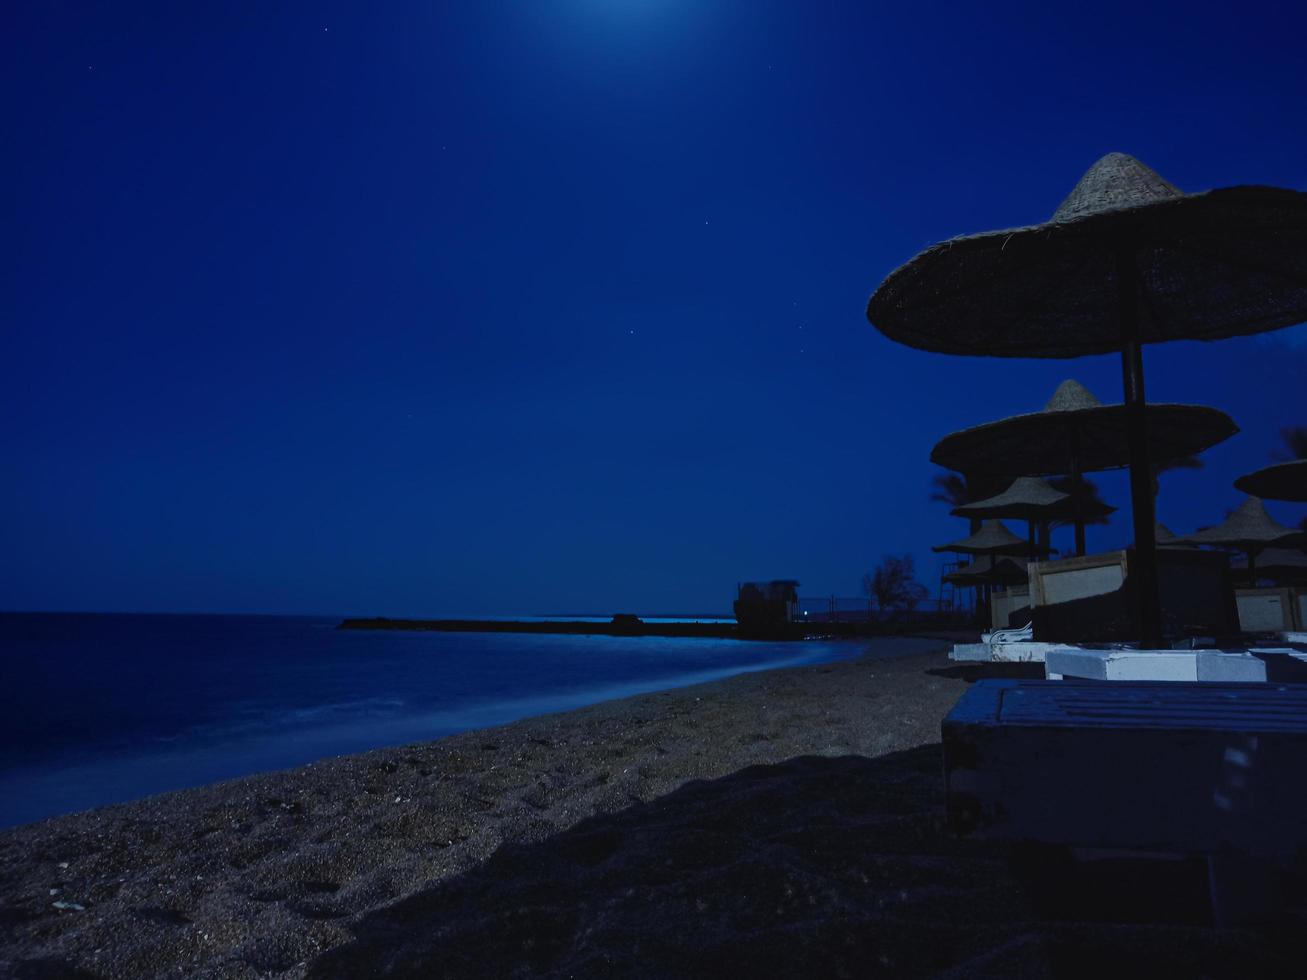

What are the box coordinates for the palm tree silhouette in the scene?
[1046,474,1112,531]
[1273,427,1307,462]
[1151,453,1204,497]
[928,472,1008,532]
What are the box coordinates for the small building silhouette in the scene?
[734,580,800,636]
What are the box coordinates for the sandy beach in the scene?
[0,637,1296,978]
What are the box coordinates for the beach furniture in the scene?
[950,638,1071,664]
[1235,587,1299,632]
[1025,546,1237,643]
[944,678,1307,921]
[930,379,1231,558]
[948,623,1084,665]
[1175,496,1303,583]
[1043,645,1307,682]
[989,584,1030,630]
[868,152,1307,648]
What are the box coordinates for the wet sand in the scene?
[0,637,1295,978]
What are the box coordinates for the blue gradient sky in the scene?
[5,1,1307,616]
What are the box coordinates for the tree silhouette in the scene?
[928,473,969,509]
[862,555,928,617]
[1151,454,1203,497]
[928,472,1009,533]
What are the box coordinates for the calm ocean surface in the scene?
[0,613,916,828]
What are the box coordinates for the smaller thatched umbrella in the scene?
[1175,497,1304,581]
[951,477,1068,517]
[932,519,1048,558]
[931,380,1235,555]
[934,520,1042,620]
[1232,547,1307,585]
[952,475,1116,556]
[942,554,1030,588]
[951,477,1065,557]
[1234,459,1307,503]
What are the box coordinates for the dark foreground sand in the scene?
[0,638,1298,978]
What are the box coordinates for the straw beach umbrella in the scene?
[866,152,1307,646]
[934,519,1045,619]
[932,519,1047,558]
[1236,547,1307,584]
[950,476,1076,556]
[1175,497,1304,582]
[1234,459,1307,502]
[931,379,1235,556]
[942,553,1030,620]
[943,554,1030,588]
[950,476,1069,518]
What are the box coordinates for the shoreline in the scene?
[338,616,740,638]
[338,616,967,641]
[7,633,1282,977]
[0,636,958,977]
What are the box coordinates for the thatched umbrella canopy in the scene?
[932,519,1047,557]
[950,475,1096,561]
[943,554,1030,587]
[931,379,1234,555]
[1234,459,1307,503]
[1175,497,1305,579]
[867,153,1307,356]
[950,476,1068,519]
[867,152,1307,647]
[1233,547,1307,584]
[931,380,1237,475]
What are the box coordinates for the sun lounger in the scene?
[944,679,1307,922]
[1235,587,1300,632]
[1027,547,1237,643]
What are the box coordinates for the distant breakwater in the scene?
[338,617,740,638]
[336,617,895,640]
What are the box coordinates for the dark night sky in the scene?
[5,1,1307,616]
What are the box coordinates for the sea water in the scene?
[0,613,926,828]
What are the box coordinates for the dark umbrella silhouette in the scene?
[930,379,1235,557]
[868,153,1307,645]
[1235,460,1307,503]
[1175,497,1304,582]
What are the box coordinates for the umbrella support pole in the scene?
[1117,250,1163,649]
[1068,431,1086,557]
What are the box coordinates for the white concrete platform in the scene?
[1045,647,1307,683]
[950,640,1075,664]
